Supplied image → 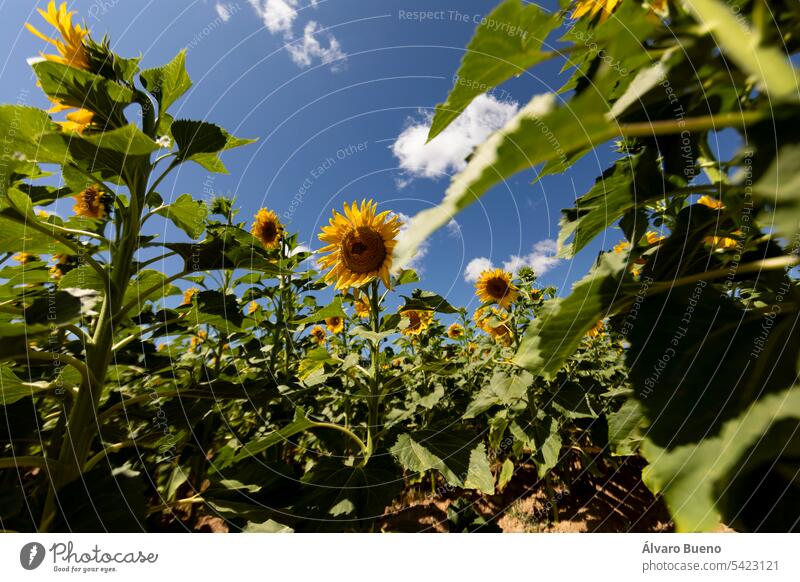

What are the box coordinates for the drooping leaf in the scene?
[427,0,560,140]
[156,193,208,239]
[230,408,314,464]
[0,365,50,405]
[391,428,495,494]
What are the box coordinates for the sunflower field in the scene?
[0,0,798,534]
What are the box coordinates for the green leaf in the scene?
[427,0,559,140]
[391,429,495,494]
[25,289,100,325]
[243,519,293,533]
[156,194,208,239]
[498,459,514,492]
[140,49,193,118]
[122,270,180,311]
[684,0,799,102]
[295,298,345,324]
[58,265,106,293]
[231,408,314,464]
[400,290,458,314]
[557,147,660,257]
[510,411,562,478]
[607,398,644,456]
[489,370,532,406]
[172,119,228,159]
[394,91,615,268]
[642,386,800,532]
[32,60,133,117]
[514,252,628,379]
[0,106,70,164]
[0,365,49,405]
[76,124,159,155]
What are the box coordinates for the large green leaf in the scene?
[0,106,70,164]
[391,428,494,494]
[557,147,660,257]
[514,252,628,379]
[295,298,345,325]
[0,365,50,405]
[77,124,159,155]
[156,193,208,239]
[642,387,800,532]
[684,0,799,102]
[427,0,559,140]
[32,60,133,117]
[509,410,562,478]
[140,49,193,119]
[394,91,615,269]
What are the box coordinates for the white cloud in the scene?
[395,212,429,273]
[464,239,561,282]
[248,0,346,69]
[215,2,232,22]
[287,21,347,70]
[249,0,298,35]
[446,219,461,238]
[392,94,519,181]
[464,257,494,283]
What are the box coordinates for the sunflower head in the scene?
[697,195,724,210]
[251,208,283,249]
[182,287,199,306]
[73,185,108,219]
[353,294,371,318]
[325,316,344,334]
[644,231,666,245]
[475,268,519,310]
[318,200,402,290]
[13,252,39,265]
[400,309,433,336]
[26,1,90,70]
[704,232,740,251]
[49,253,76,279]
[572,0,623,21]
[310,325,326,346]
[587,320,606,338]
[57,107,95,134]
[447,323,464,340]
[247,301,259,315]
[613,240,630,254]
[484,308,513,345]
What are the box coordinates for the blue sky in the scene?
[1,0,625,313]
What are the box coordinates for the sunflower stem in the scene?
[364,280,382,464]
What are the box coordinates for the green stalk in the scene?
[364,281,382,463]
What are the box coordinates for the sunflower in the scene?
[475,268,519,310]
[704,231,741,251]
[587,320,606,338]
[49,253,76,279]
[189,330,207,353]
[310,325,326,346]
[353,294,371,318]
[318,200,402,290]
[572,0,623,21]
[613,240,630,254]
[73,185,108,219]
[26,1,90,70]
[182,287,199,306]
[247,301,259,315]
[325,316,344,334]
[447,323,464,340]
[400,309,433,336]
[644,231,665,245]
[54,105,95,134]
[13,252,39,265]
[697,195,724,210]
[251,208,283,249]
[482,308,514,345]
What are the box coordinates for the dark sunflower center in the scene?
[259,221,278,242]
[341,226,386,274]
[486,277,509,299]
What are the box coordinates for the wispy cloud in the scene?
[248,0,346,70]
[391,94,518,183]
[463,239,561,282]
[215,2,233,22]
